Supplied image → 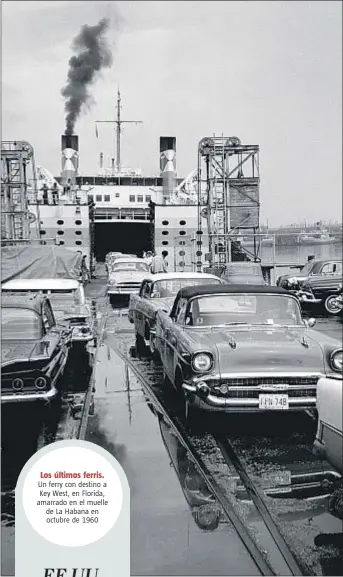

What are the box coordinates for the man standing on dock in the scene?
[150,252,167,274]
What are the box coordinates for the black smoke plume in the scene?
[62,18,112,135]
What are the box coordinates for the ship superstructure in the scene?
[2,92,261,271]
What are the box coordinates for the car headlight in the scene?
[108,279,117,285]
[330,349,343,372]
[192,352,213,372]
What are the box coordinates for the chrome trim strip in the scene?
[192,372,323,382]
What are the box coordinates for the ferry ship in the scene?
[1,94,261,271]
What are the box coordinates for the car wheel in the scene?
[325,295,342,315]
[135,333,146,356]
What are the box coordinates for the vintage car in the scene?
[128,272,224,355]
[313,375,343,519]
[220,261,265,285]
[1,279,95,346]
[297,272,342,313]
[106,252,138,273]
[154,284,342,419]
[107,257,151,300]
[276,259,342,292]
[1,294,72,404]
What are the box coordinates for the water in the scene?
[259,241,342,281]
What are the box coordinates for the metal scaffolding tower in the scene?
[1,140,40,244]
[196,136,260,270]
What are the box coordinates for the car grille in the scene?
[212,376,318,399]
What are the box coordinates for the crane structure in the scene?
[1,140,40,245]
[196,136,260,270]
[95,88,143,174]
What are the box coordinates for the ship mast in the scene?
[96,88,143,173]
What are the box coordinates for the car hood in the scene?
[53,303,90,320]
[195,327,325,374]
[1,340,50,367]
[224,276,265,285]
[280,273,308,282]
[148,297,175,314]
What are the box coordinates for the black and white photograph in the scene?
[1,1,342,576]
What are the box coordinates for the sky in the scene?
[2,1,342,226]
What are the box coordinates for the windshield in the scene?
[300,261,314,275]
[2,308,41,340]
[185,294,302,327]
[151,278,221,298]
[110,261,149,272]
[47,292,80,308]
[224,264,262,276]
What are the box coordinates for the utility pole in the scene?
[95,88,143,173]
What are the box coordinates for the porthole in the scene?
[162,220,169,226]
[179,220,186,225]
[196,260,202,267]
[59,241,65,245]
[39,230,46,235]
[162,250,169,257]
[179,250,185,256]
[196,251,203,257]
[75,220,82,225]
[179,231,186,236]
[162,230,169,236]
[57,219,64,225]
[75,230,82,235]
[196,230,203,235]
[75,240,82,246]
[179,241,185,246]
[197,240,202,246]
[179,261,185,267]
[57,230,64,235]
[162,241,169,246]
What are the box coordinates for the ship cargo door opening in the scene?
[94,222,153,261]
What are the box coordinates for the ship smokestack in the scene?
[61,134,79,185]
[100,152,104,169]
[160,136,176,200]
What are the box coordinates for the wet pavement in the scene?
[1,276,342,576]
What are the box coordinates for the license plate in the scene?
[259,394,289,410]
[263,470,292,486]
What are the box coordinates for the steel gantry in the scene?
[196,136,260,270]
[1,140,40,244]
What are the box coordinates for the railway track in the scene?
[100,300,342,576]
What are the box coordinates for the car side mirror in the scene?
[305,318,316,328]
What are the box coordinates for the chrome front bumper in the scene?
[1,386,58,404]
[297,291,321,304]
[71,331,94,343]
[182,380,317,411]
